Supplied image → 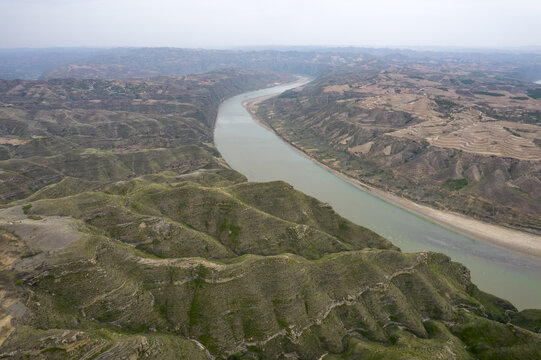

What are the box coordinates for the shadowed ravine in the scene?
[214,80,541,310]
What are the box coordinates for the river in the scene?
[214,80,541,310]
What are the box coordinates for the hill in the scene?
[255,62,541,234]
[0,69,540,359]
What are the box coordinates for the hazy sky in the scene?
[1,0,540,49]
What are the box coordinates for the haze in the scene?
[1,0,540,49]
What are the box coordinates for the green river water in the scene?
[214,81,541,310]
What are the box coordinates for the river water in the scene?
[214,81,541,310]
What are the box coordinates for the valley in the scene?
[0,51,540,359]
[217,80,541,310]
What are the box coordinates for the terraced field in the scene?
[391,119,541,160]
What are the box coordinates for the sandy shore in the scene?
[243,94,541,261]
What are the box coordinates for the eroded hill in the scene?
[255,63,541,233]
[0,69,540,359]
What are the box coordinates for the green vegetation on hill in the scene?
[527,88,541,99]
[443,178,468,191]
[0,69,539,359]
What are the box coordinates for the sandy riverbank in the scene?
[243,94,541,261]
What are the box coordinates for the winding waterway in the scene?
[214,81,541,309]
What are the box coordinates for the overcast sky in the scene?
[1,0,540,49]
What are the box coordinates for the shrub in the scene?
[473,91,505,97]
[443,178,468,191]
[527,88,541,99]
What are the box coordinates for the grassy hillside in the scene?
[0,69,540,359]
[0,69,292,202]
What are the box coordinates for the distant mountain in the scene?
[2,47,541,81]
[0,48,110,80]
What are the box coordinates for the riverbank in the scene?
[243,94,541,261]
